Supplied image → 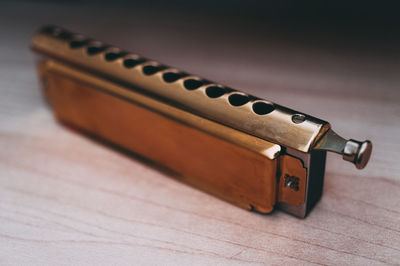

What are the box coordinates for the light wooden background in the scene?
[1,2,399,265]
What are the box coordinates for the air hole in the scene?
[206,86,226,98]
[123,58,144,68]
[59,31,72,39]
[252,102,275,115]
[228,94,250,106]
[42,26,59,35]
[49,26,62,36]
[105,52,123,61]
[142,65,165,75]
[70,40,88,49]
[162,72,186,83]
[87,45,106,55]
[183,79,204,90]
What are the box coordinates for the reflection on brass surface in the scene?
[31,25,372,217]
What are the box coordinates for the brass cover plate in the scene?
[42,60,289,213]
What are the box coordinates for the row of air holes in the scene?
[44,26,307,123]
[66,34,309,118]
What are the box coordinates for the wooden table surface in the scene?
[1,2,399,265]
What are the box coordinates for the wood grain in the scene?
[1,2,400,265]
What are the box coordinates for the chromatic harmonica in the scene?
[31,25,372,217]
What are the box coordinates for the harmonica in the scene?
[31,25,372,217]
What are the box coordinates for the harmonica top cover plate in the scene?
[31,25,330,153]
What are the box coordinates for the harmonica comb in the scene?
[31,25,372,217]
